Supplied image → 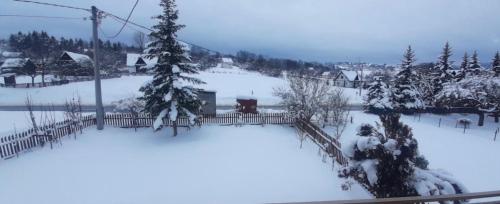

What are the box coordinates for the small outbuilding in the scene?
[236,96,258,114]
[0,58,37,86]
[134,55,158,73]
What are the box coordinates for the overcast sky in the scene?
[1,0,499,64]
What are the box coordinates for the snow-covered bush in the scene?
[112,97,145,131]
[339,114,467,200]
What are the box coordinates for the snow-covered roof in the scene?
[126,53,141,67]
[2,51,22,58]
[0,73,16,77]
[0,58,29,68]
[222,58,233,64]
[237,95,257,100]
[322,71,331,76]
[339,70,359,81]
[62,51,93,65]
[136,55,159,69]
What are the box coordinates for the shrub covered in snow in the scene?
[339,114,467,200]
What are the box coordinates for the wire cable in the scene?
[12,0,91,12]
[0,14,87,20]
[104,0,139,38]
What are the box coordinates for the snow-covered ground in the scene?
[0,111,68,136]
[0,125,371,204]
[0,66,363,106]
[323,111,500,193]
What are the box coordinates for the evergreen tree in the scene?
[364,78,393,114]
[339,114,468,199]
[492,51,500,77]
[469,50,483,75]
[139,0,204,136]
[455,52,469,81]
[392,46,424,113]
[433,42,453,95]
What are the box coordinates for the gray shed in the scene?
[198,90,216,115]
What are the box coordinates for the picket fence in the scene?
[0,112,296,159]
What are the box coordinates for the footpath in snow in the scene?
[0,125,371,204]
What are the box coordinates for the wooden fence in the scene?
[0,115,96,159]
[0,112,294,160]
[295,118,348,166]
[103,112,295,128]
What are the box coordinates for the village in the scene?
[1,0,500,204]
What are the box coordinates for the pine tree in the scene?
[455,52,469,81]
[433,42,453,95]
[392,46,424,113]
[365,78,393,114]
[492,51,500,77]
[469,50,483,75]
[139,0,204,136]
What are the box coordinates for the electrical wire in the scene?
[12,0,91,12]
[0,14,87,20]
[104,0,139,38]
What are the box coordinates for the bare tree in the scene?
[25,95,39,136]
[133,31,146,53]
[320,88,350,139]
[113,96,144,131]
[65,95,83,139]
[273,76,330,122]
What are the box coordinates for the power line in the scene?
[0,14,87,20]
[104,0,139,39]
[12,0,90,12]
[102,10,220,54]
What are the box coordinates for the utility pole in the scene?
[92,6,104,130]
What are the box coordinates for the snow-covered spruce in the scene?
[364,78,392,114]
[139,0,204,136]
[339,114,467,199]
[491,51,500,77]
[391,46,424,113]
[432,42,454,96]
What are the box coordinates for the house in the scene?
[0,58,37,86]
[134,55,158,73]
[58,51,94,76]
[333,70,374,88]
[126,53,141,73]
[1,51,22,58]
[221,57,234,68]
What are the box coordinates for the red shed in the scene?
[236,96,258,114]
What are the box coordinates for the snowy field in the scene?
[0,125,371,204]
[0,66,363,106]
[324,111,500,194]
[0,111,68,136]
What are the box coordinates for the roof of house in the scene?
[62,51,93,65]
[222,58,233,63]
[0,58,29,68]
[136,55,159,69]
[339,70,359,81]
[126,53,141,67]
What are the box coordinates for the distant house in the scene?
[0,58,37,86]
[221,58,234,68]
[126,53,141,73]
[134,55,158,73]
[333,70,372,88]
[58,51,94,76]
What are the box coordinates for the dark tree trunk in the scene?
[478,112,485,127]
[173,121,178,136]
